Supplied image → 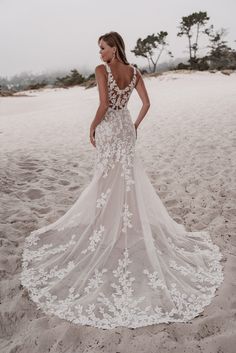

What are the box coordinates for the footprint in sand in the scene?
[43,185,56,190]
[33,206,51,214]
[165,199,179,207]
[18,158,39,170]
[25,189,44,200]
[59,180,70,186]
[69,185,80,191]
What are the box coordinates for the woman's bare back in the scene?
[105,62,138,90]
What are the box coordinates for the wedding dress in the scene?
[20,62,224,329]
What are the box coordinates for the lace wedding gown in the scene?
[20,62,224,329]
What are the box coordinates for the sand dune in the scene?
[0,70,236,352]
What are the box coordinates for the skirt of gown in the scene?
[20,106,224,329]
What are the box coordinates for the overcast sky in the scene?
[0,0,235,78]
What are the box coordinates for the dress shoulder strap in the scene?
[104,62,111,73]
[131,65,137,87]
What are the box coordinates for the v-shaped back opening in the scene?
[104,63,135,91]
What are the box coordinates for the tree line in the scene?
[133,11,236,72]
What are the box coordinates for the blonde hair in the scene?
[98,31,129,65]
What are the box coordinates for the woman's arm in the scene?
[90,65,109,130]
[134,70,151,129]
[89,65,109,147]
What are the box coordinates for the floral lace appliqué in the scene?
[81,225,105,255]
[121,203,133,233]
[96,188,111,208]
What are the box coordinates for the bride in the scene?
[20,31,224,330]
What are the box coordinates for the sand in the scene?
[0,70,236,352]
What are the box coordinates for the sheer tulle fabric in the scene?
[20,63,224,329]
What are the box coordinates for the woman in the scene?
[20,31,224,330]
[89,33,150,148]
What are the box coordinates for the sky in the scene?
[0,0,235,78]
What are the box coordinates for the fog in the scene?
[0,0,235,77]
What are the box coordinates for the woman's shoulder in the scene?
[95,64,108,79]
[95,64,106,72]
[127,64,141,76]
[133,67,142,87]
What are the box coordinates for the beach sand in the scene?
[0,70,236,352]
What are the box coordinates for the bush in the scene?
[55,69,85,88]
[176,62,190,70]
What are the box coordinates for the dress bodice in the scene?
[104,62,137,111]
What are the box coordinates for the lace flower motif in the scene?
[81,225,105,255]
[96,188,111,208]
[121,203,133,233]
[84,268,108,294]
[143,269,167,290]
[97,248,147,317]
[23,234,76,264]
